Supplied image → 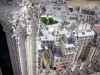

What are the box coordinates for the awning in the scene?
[60,66,66,70]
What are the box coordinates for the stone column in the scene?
[17,32,28,75]
[26,22,37,75]
[24,1,39,75]
[4,28,22,75]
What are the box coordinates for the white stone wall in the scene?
[17,32,28,75]
[5,29,22,75]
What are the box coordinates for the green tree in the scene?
[41,17,46,24]
[49,18,53,24]
[46,18,49,25]
[41,17,58,25]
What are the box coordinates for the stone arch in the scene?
[0,19,22,75]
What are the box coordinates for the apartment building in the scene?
[71,30,95,68]
[61,43,76,67]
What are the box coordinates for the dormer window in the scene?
[82,32,85,35]
[73,32,75,34]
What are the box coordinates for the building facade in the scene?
[0,0,39,75]
[71,29,95,69]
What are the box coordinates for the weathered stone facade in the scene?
[0,0,39,75]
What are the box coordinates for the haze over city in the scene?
[0,0,100,75]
